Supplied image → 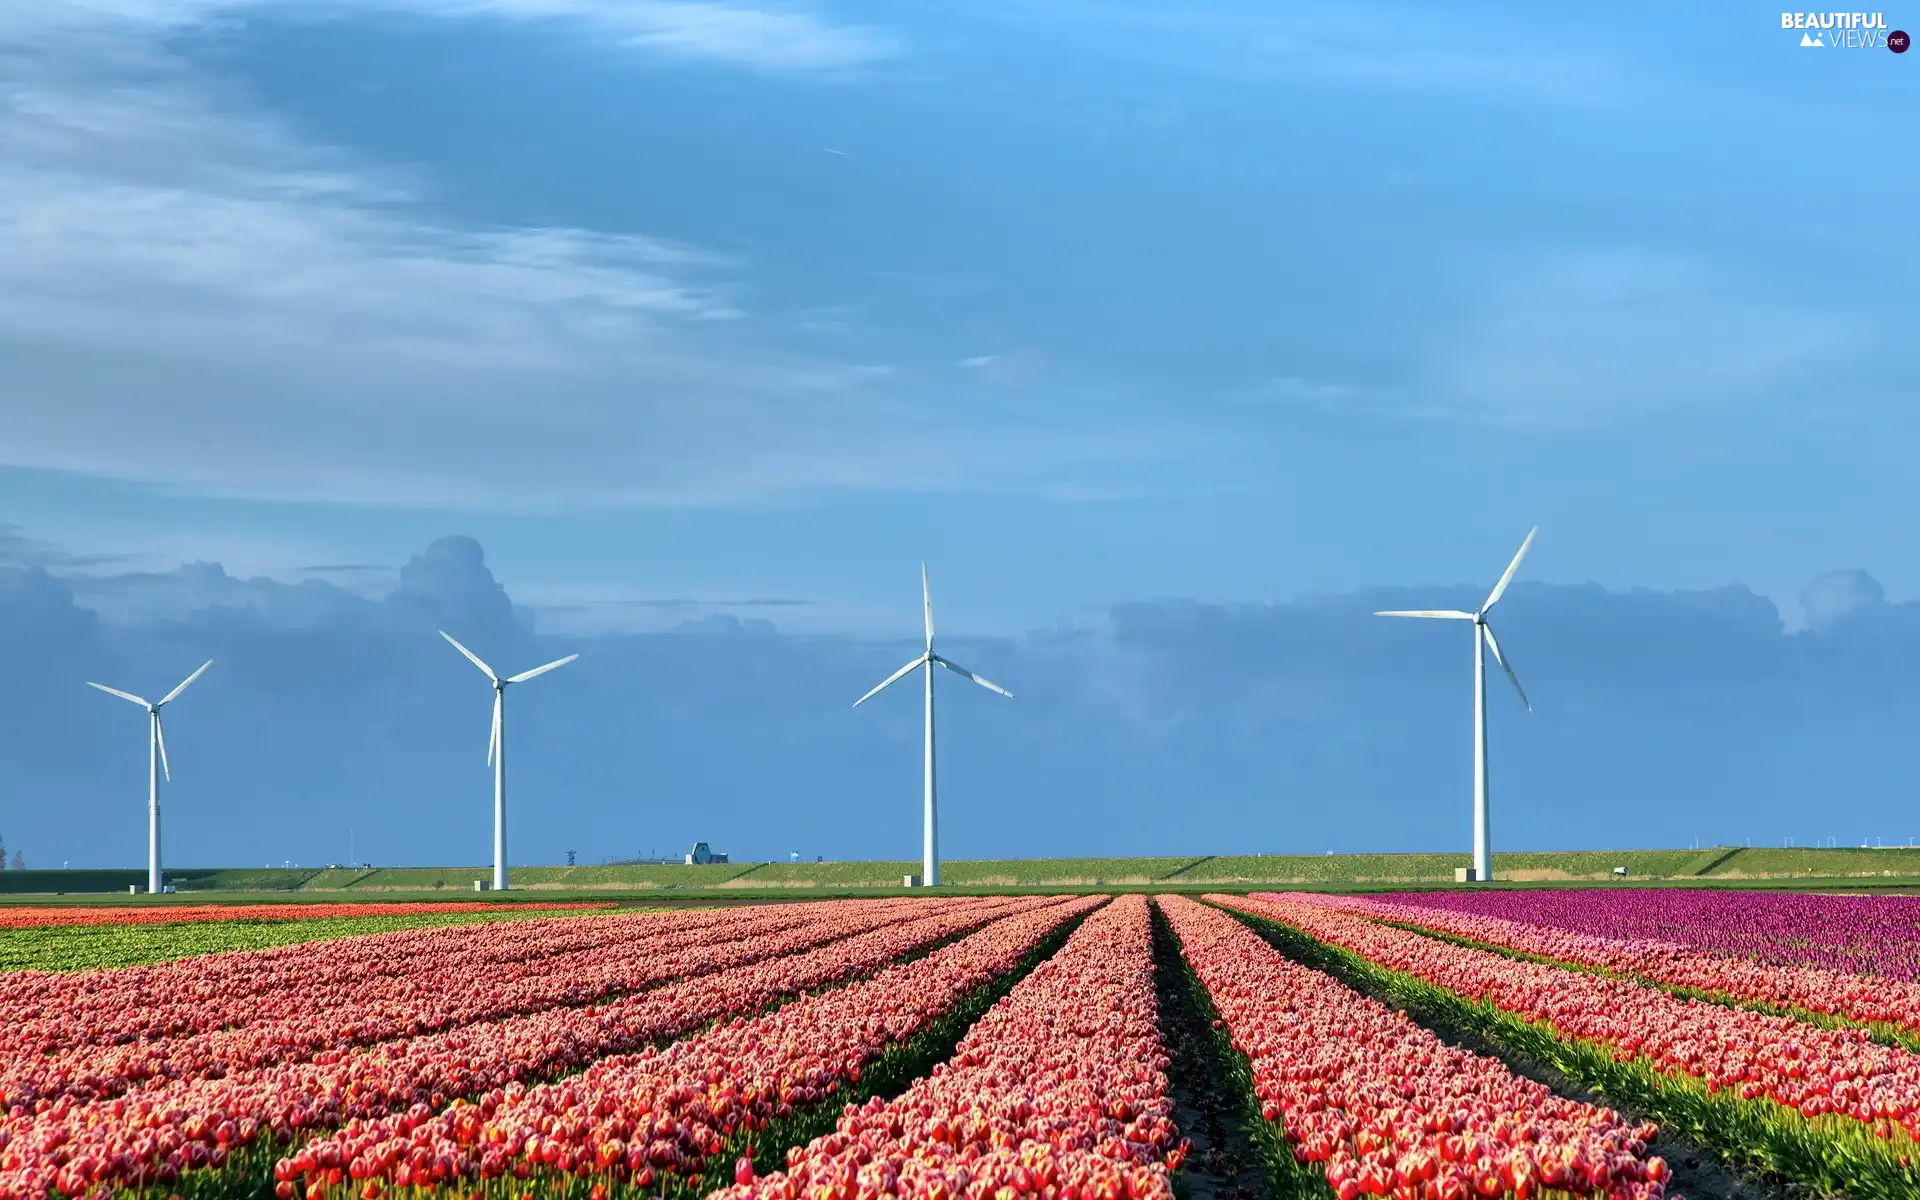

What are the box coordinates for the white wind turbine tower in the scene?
[87,661,214,895]
[440,632,578,892]
[854,565,1013,887]
[1377,527,1537,884]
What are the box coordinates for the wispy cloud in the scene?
[565,0,898,72]
[3,0,899,73]
[961,0,1635,107]
[1424,245,1864,428]
[0,1,1168,508]
[1248,13,1631,107]
[1221,245,1877,433]
[0,523,132,570]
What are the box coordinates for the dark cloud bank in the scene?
[3,538,1915,869]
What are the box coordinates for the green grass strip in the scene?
[0,909,599,972]
[1150,901,1333,1200]
[1224,904,1920,1200]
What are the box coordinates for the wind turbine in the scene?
[87,660,214,895]
[440,632,578,892]
[1376,527,1536,884]
[854,565,1012,887]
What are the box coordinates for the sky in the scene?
[0,2,1916,867]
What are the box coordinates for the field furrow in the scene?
[1221,893,1920,1197]
[716,895,1181,1200]
[1162,895,1671,1200]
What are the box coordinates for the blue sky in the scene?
[1,2,1919,867]
[0,0,1914,636]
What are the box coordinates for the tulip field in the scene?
[15,890,1920,1199]
[0,905,616,931]
[0,908,620,973]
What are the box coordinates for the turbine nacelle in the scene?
[1374,525,1536,712]
[86,660,215,782]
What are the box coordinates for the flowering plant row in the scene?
[716,895,1182,1200]
[1224,894,1920,1145]
[1388,889,1920,982]
[0,896,1044,1200]
[279,896,1107,1198]
[1,904,777,1057]
[0,910,604,975]
[1159,896,1671,1200]
[1309,894,1920,1040]
[0,899,968,1111]
[0,903,614,931]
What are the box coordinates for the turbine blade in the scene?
[487,695,501,765]
[854,655,926,707]
[1482,624,1531,712]
[507,653,578,684]
[921,563,934,651]
[155,714,172,781]
[440,630,497,680]
[1481,526,1538,614]
[87,682,151,706]
[1374,610,1476,620]
[933,655,1013,698]
[158,659,213,706]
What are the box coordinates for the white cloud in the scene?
[2,0,898,73]
[0,2,1162,508]
[322,0,900,73]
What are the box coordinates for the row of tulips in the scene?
[1309,893,1920,1040]
[1223,894,1920,1145]
[1158,895,1672,1200]
[716,895,1182,1200]
[0,903,614,931]
[0,909,609,975]
[279,896,1109,1198]
[1390,889,1920,983]
[2,904,776,1055]
[0,896,1049,1200]
[1,899,976,1112]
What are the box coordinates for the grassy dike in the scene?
[1219,904,1920,1200]
[143,903,1094,1200]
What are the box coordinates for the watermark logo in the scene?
[1781,11,1906,48]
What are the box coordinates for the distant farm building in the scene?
[686,842,729,865]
